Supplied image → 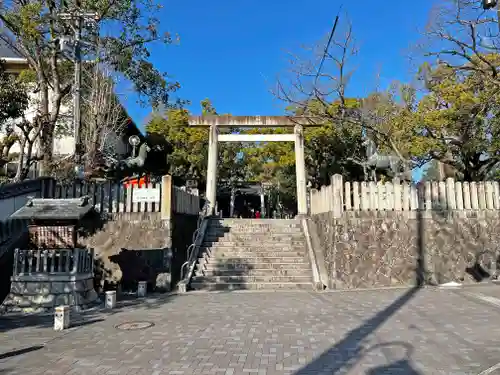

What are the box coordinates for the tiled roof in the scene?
[10,197,94,221]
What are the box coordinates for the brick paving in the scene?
[2,288,500,374]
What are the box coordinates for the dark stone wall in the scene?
[0,232,29,304]
[83,213,170,291]
[83,212,199,292]
[170,213,198,285]
[312,210,500,289]
[0,211,200,301]
[0,248,15,304]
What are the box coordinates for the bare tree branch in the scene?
[79,62,129,174]
[272,14,412,167]
[422,0,500,87]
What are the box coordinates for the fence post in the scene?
[446,178,456,210]
[161,175,173,221]
[331,174,343,218]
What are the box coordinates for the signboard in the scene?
[132,188,160,203]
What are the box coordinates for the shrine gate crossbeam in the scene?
[188,115,320,216]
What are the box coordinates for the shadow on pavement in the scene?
[0,345,44,360]
[367,358,421,375]
[0,292,176,333]
[364,342,422,375]
[293,287,421,374]
[294,204,428,374]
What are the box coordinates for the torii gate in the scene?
[188,115,317,216]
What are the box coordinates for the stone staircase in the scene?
[190,218,313,291]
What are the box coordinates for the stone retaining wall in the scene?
[0,232,26,304]
[2,275,97,313]
[83,212,171,292]
[0,211,200,305]
[312,210,500,289]
[83,212,198,292]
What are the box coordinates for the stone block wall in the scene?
[312,210,500,289]
[2,276,97,313]
[83,212,199,292]
[0,210,200,304]
[83,212,171,292]
[0,232,28,304]
[170,213,198,285]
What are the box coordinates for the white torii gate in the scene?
[188,115,316,216]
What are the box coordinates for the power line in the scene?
[314,4,343,87]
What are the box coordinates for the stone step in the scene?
[204,233,304,241]
[207,225,302,231]
[202,247,305,255]
[198,256,309,268]
[201,245,303,252]
[192,275,312,283]
[196,268,309,277]
[203,252,307,260]
[198,262,311,271]
[190,281,313,291]
[211,219,299,224]
[198,253,305,264]
[202,240,306,247]
[203,250,306,258]
[209,221,301,229]
[208,226,302,233]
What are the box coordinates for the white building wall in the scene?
[1,87,129,158]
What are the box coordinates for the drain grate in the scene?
[115,321,155,331]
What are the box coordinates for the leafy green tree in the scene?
[146,107,208,183]
[146,99,250,189]
[0,61,29,170]
[0,0,176,174]
[414,62,500,180]
[421,160,441,182]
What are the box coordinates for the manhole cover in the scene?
[115,321,154,331]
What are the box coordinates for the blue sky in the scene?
[123,0,436,179]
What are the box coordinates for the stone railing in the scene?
[13,248,94,277]
[2,248,98,313]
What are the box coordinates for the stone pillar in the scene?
[294,124,308,215]
[105,291,116,309]
[205,124,218,215]
[229,185,235,217]
[137,281,147,297]
[260,184,265,217]
[54,305,70,331]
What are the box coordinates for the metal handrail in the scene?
[179,201,211,283]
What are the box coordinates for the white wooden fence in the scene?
[310,175,500,215]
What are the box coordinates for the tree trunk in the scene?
[21,140,35,181]
[39,123,54,176]
[14,137,27,182]
[37,80,54,176]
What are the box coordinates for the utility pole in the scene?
[74,6,83,171]
[59,4,98,178]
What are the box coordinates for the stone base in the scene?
[1,274,99,314]
[155,272,171,292]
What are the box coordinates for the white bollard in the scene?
[54,305,70,331]
[105,290,117,309]
[137,281,147,297]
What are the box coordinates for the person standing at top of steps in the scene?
[255,210,261,219]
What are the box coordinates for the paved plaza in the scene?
[2,287,500,374]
